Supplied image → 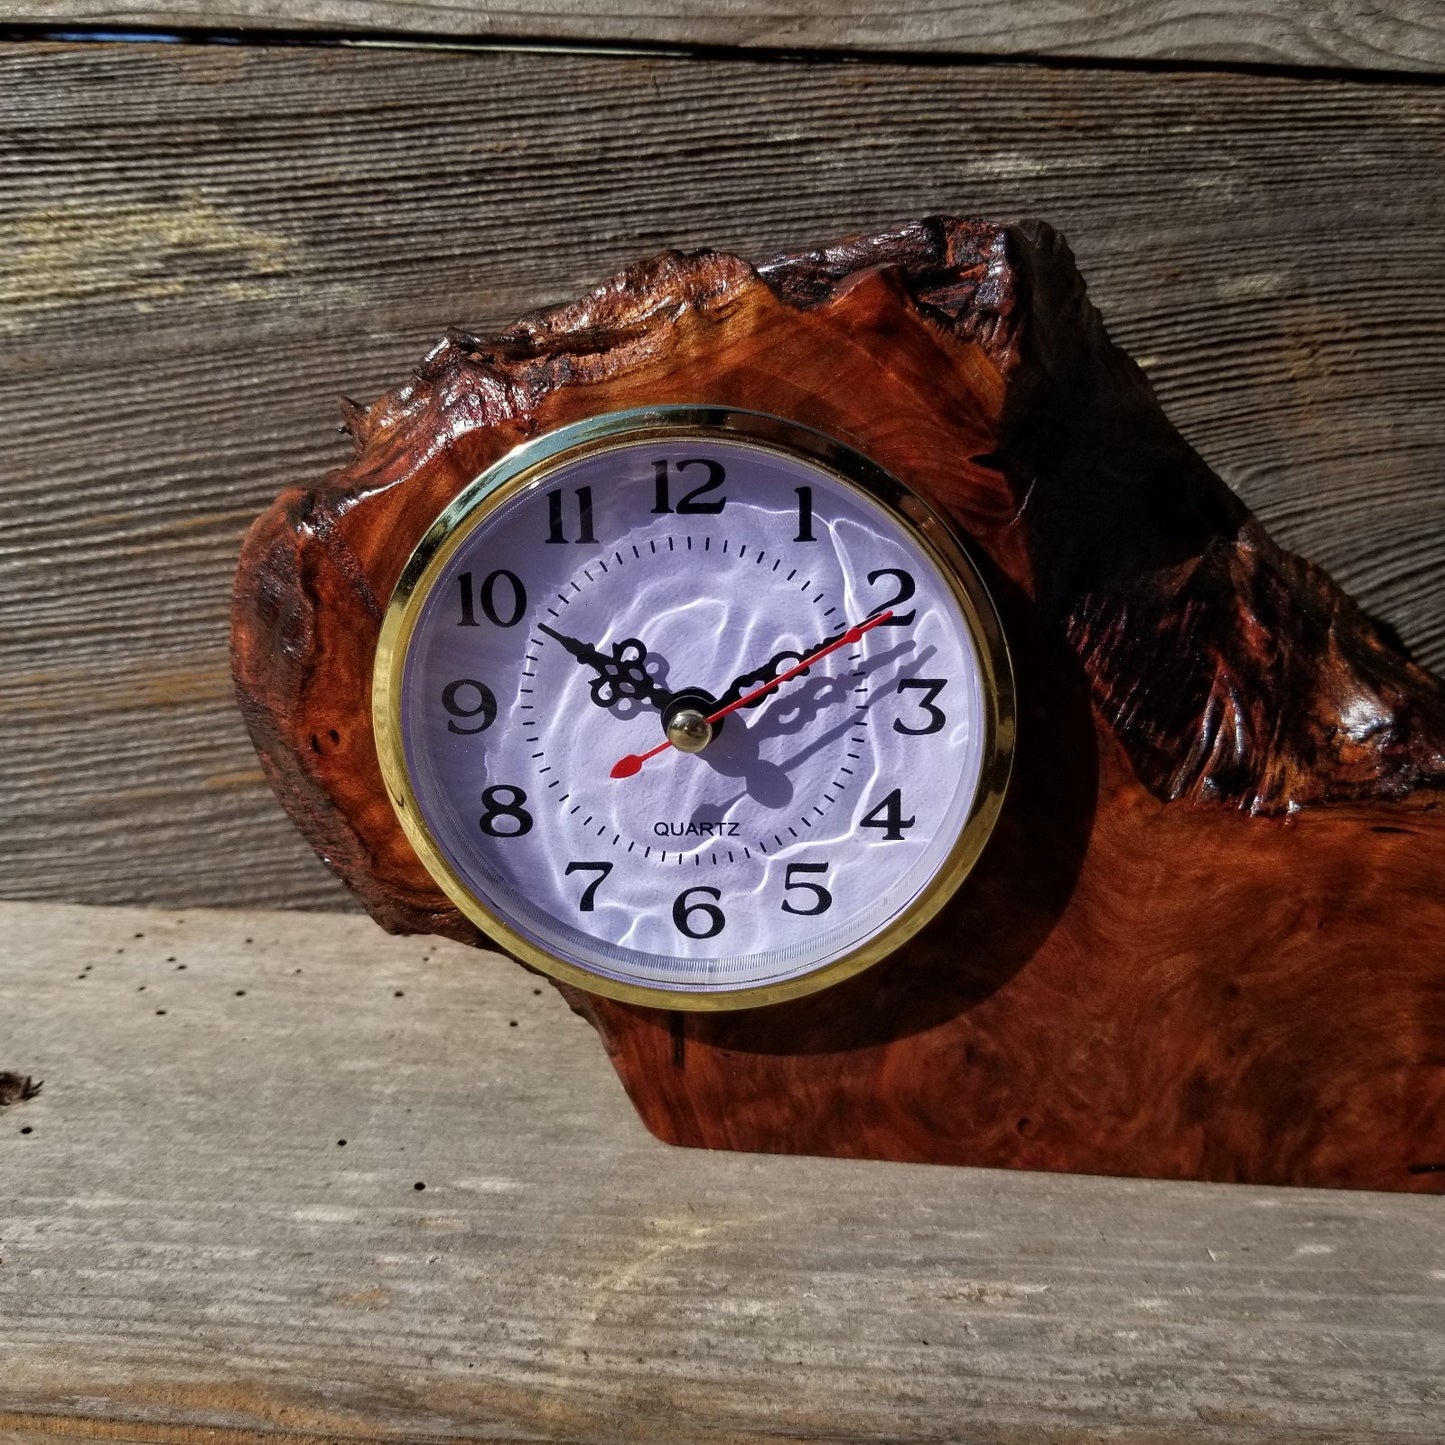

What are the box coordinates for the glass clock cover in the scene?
[374,409,1012,1008]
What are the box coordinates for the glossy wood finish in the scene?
[237,219,1444,1189]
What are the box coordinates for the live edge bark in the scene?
[232,218,1445,1192]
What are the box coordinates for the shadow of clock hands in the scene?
[694,722,794,810]
[755,672,852,735]
[689,642,929,810]
[717,637,922,741]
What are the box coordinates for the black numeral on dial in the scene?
[672,885,725,939]
[564,860,613,911]
[893,678,947,735]
[479,785,533,838]
[860,788,915,841]
[780,862,832,916]
[652,458,726,515]
[545,486,597,545]
[865,568,916,627]
[458,569,527,628]
[794,486,815,542]
[441,679,498,734]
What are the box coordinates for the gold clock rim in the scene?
[373,405,1015,1012]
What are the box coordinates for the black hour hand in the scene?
[538,623,670,710]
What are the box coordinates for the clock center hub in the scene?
[665,707,714,755]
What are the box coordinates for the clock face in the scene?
[374,409,1012,1008]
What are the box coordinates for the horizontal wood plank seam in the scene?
[2,20,1444,88]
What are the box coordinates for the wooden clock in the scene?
[232,218,1445,1192]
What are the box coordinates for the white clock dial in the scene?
[375,409,1012,1008]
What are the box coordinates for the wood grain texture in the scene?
[231,220,1445,1191]
[7,0,1445,74]
[1,41,1442,910]
[2,900,1444,1441]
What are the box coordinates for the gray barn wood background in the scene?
[0,3,1441,911]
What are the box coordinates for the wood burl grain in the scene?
[232,218,1445,1191]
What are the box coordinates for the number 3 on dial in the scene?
[894,678,947,736]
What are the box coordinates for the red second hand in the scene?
[609,609,894,780]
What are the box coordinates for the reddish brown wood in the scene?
[231,219,1445,1191]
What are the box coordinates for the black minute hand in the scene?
[537,623,671,710]
[710,621,855,713]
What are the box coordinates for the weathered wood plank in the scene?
[0,41,1441,912]
[6,0,1445,75]
[1,900,1442,1441]
[229,220,1445,1192]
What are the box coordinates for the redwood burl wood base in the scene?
[231,219,1445,1192]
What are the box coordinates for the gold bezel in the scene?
[374,406,1015,1011]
